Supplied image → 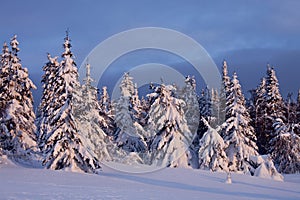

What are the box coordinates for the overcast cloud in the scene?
[0,0,299,103]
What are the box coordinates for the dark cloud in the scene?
[0,0,299,104]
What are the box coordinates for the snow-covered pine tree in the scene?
[222,60,231,98]
[221,60,231,121]
[98,86,116,137]
[99,86,112,115]
[114,73,147,153]
[148,84,193,168]
[0,42,11,152]
[73,63,112,162]
[197,86,212,139]
[139,96,150,126]
[270,118,300,174]
[264,66,285,154]
[285,93,297,127]
[179,76,200,168]
[222,72,259,174]
[198,118,228,172]
[180,76,199,134]
[255,77,268,154]
[41,33,100,173]
[0,36,37,161]
[0,43,10,116]
[36,54,60,146]
[211,88,222,128]
[294,89,300,136]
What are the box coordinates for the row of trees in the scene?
[0,34,299,175]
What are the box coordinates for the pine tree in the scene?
[179,76,200,168]
[99,86,112,115]
[221,60,230,121]
[0,36,37,161]
[222,60,231,98]
[0,42,11,153]
[73,63,111,162]
[0,43,10,118]
[148,84,193,168]
[264,66,285,154]
[270,118,300,174]
[99,86,116,137]
[41,33,101,173]
[222,72,259,174]
[285,93,297,126]
[114,73,147,152]
[36,54,60,145]
[211,88,222,128]
[255,78,268,154]
[198,118,228,172]
[197,86,212,138]
[294,90,300,136]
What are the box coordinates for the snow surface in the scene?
[0,157,300,200]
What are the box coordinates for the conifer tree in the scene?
[197,86,212,138]
[148,84,193,168]
[198,119,228,172]
[99,86,116,137]
[0,42,11,152]
[222,72,259,174]
[40,33,100,173]
[255,77,268,154]
[114,73,147,152]
[270,118,300,174]
[222,60,231,98]
[73,63,111,162]
[264,66,285,154]
[179,76,200,168]
[285,93,297,126]
[211,88,222,128]
[294,90,300,136]
[0,36,37,161]
[36,54,59,145]
[221,60,230,121]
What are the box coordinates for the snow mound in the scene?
[0,155,18,168]
[250,155,284,181]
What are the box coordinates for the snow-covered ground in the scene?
[0,157,299,200]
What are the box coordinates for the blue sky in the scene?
[1,0,300,103]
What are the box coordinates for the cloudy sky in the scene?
[1,0,299,103]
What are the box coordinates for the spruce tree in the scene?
[270,118,300,174]
[73,63,111,162]
[179,76,200,168]
[211,88,222,128]
[221,60,230,121]
[99,86,116,137]
[294,90,300,136]
[0,42,11,153]
[197,86,212,138]
[222,72,259,174]
[114,73,147,152]
[36,54,60,145]
[198,119,228,172]
[148,84,193,168]
[264,66,285,154]
[222,60,231,98]
[40,33,100,173]
[255,78,268,154]
[0,36,37,161]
